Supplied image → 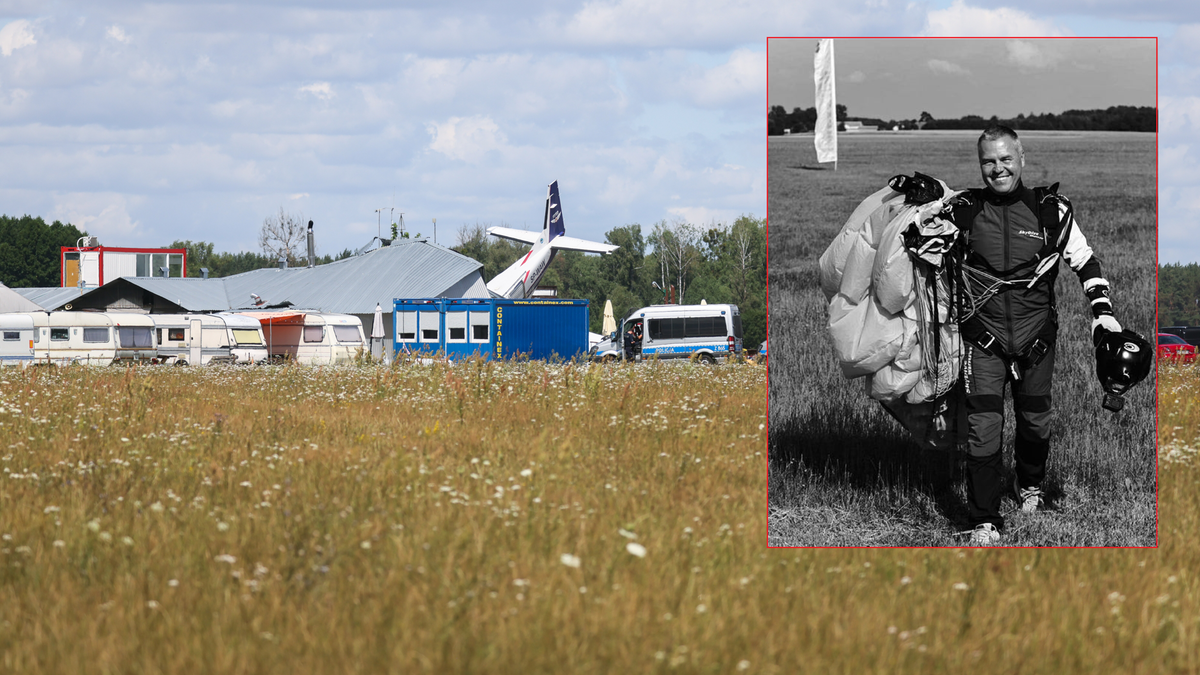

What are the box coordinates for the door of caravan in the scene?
[189,319,203,365]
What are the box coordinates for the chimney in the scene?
[307,220,315,268]
[200,268,209,279]
[159,266,169,278]
[278,257,288,270]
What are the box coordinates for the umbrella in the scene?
[602,299,616,336]
[371,303,385,361]
[371,303,385,340]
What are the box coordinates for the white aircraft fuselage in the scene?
[485,181,618,299]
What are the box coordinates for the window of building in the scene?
[445,312,468,343]
[469,312,490,342]
[168,328,185,341]
[303,326,324,343]
[50,328,70,341]
[395,312,418,342]
[2,331,18,341]
[232,329,263,345]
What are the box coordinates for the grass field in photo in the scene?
[767,130,1156,547]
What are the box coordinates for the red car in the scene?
[1158,333,1197,363]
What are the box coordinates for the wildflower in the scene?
[361,541,371,550]
[87,519,101,532]
[696,604,707,614]
[952,582,969,591]
[560,553,581,568]
[618,528,637,539]
[214,554,237,564]
[168,579,179,587]
[217,522,230,532]
[147,600,159,609]
[121,536,134,546]
[52,540,64,548]
[150,502,165,513]
[579,586,587,594]
[738,661,751,671]
[43,505,59,514]
[240,481,252,488]
[121,438,130,442]
[900,576,912,585]
[626,542,647,558]
[520,468,532,477]
[99,532,112,542]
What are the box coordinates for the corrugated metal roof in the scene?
[71,240,487,314]
[10,287,87,310]
[0,282,44,311]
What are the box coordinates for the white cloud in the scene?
[52,193,142,238]
[677,48,764,108]
[927,59,971,76]
[289,192,309,200]
[299,82,333,100]
[106,25,130,44]
[1005,40,1062,69]
[1160,95,1200,134]
[847,70,866,83]
[426,115,509,164]
[0,19,36,56]
[922,1,1069,36]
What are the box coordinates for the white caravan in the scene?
[241,312,366,365]
[28,312,118,366]
[150,314,268,365]
[590,304,744,363]
[0,314,35,367]
[485,180,618,298]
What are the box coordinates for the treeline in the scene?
[769,105,1155,135]
[1159,263,1200,328]
[921,106,1155,133]
[452,216,767,349]
[0,216,88,287]
[167,240,354,278]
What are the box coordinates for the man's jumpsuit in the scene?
[953,181,1113,530]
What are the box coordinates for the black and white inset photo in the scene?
[767,38,1157,548]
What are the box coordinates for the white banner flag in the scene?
[814,39,837,165]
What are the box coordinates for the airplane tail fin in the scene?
[545,180,566,241]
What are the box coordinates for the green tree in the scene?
[0,216,88,287]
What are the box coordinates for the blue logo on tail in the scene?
[547,181,566,240]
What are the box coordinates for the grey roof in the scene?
[0,282,45,312]
[73,239,488,313]
[10,286,86,311]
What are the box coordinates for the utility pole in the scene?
[374,208,383,238]
[432,218,436,245]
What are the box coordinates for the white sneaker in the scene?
[969,523,1000,546]
[1015,485,1044,513]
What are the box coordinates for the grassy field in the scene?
[767,131,1157,547]
[2,360,1200,673]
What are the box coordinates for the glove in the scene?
[1092,314,1121,346]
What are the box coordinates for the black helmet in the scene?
[1094,329,1153,411]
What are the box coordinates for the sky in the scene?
[0,1,1195,263]
[768,39,1157,122]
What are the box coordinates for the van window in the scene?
[304,326,323,343]
[732,313,743,339]
[2,331,18,341]
[649,318,685,340]
[685,316,727,338]
[168,328,185,341]
[332,326,361,343]
[117,327,153,348]
[51,328,70,342]
[232,329,263,345]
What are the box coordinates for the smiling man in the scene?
[952,125,1122,546]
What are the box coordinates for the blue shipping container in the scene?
[393,298,589,361]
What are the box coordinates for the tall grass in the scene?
[768,131,1156,546]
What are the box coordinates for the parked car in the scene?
[756,338,767,364]
[1158,333,1196,363]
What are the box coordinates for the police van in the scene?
[590,304,743,363]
